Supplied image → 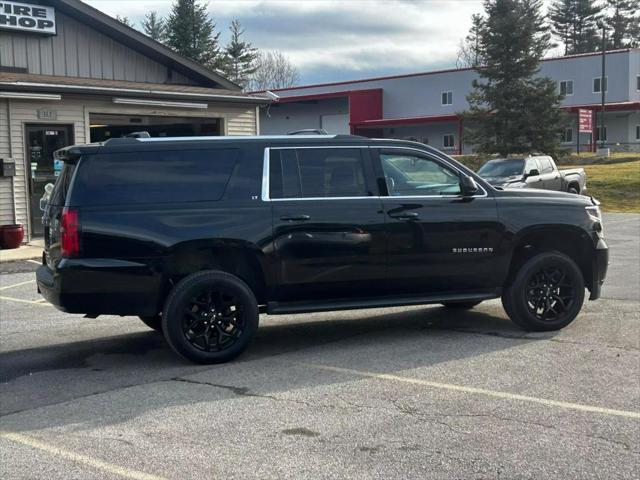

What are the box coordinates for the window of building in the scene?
[561,128,573,143]
[637,75,640,91]
[559,80,573,96]
[441,91,453,105]
[380,153,461,196]
[593,77,608,93]
[443,134,455,148]
[595,126,607,142]
[269,148,368,199]
[636,125,639,141]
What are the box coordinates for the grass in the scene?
[566,161,640,213]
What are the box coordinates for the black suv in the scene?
[37,135,608,363]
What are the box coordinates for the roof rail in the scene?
[287,128,329,135]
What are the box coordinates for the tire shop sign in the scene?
[0,1,56,35]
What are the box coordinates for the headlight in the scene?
[586,205,604,236]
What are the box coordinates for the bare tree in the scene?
[456,13,486,68]
[247,51,300,91]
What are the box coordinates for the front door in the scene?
[267,146,387,301]
[25,124,74,236]
[373,148,505,295]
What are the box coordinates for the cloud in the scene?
[86,0,485,83]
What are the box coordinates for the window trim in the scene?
[261,146,489,201]
[559,79,573,96]
[593,76,608,93]
[443,134,455,149]
[261,146,375,202]
[441,91,453,105]
[561,127,573,144]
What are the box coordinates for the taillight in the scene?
[60,207,79,257]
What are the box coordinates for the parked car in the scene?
[37,136,608,364]
[477,155,586,194]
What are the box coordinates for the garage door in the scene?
[321,114,350,134]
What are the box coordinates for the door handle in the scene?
[390,212,419,220]
[280,215,311,222]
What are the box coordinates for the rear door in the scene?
[373,147,504,295]
[267,146,387,301]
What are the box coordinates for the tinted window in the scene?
[73,149,238,206]
[478,159,525,177]
[49,163,76,206]
[269,148,368,198]
[538,157,554,174]
[380,152,461,196]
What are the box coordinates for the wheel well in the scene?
[567,181,580,192]
[162,242,268,305]
[506,229,593,289]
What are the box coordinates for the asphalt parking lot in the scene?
[1,213,638,479]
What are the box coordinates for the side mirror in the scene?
[525,169,540,178]
[460,175,480,196]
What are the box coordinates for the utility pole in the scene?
[600,23,606,150]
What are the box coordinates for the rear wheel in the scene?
[139,314,162,331]
[568,185,580,195]
[162,271,259,364]
[502,251,584,331]
[441,301,481,310]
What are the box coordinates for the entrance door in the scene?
[25,124,74,236]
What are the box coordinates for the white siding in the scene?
[0,100,15,226]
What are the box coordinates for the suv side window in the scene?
[380,152,461,196]
[269,148,368,199]
[538,157,554,174]
[525,158,539,174]
[73,149,239,206]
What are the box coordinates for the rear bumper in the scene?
[37,258,163,316]
[588,239,608,300]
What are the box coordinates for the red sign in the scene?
[578,109,593,133]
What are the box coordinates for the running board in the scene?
[266,291,499,315]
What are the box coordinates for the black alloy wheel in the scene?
[502,251,585,331]
[162,271,259,364]
[525,266,575,322]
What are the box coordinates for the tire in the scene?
[568,185,580,195]
[441,301,482,309]
[502,251,585,331]
[139,314,162,332]
[162,270,259,364]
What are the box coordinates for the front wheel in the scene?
[502,251,584,331]
[162,271,259,364]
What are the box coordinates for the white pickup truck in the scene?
[477,155,587,194]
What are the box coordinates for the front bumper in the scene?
[589,238,608,300]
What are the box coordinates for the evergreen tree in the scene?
[223,20,258,88]
[165,0,224,71]
[549,0,603,54]
[115,15,135,28]
[462,0,566,155]
[142,11,166,42]
[605,0,640,48]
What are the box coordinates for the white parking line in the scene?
[303,363,640,419]
[1,431,167,480]
[0,279,36,291]
[27,259,41,265]
[0,296,52,307]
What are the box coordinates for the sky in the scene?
[85,0,488,85]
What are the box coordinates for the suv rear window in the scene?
[72,149,238,206]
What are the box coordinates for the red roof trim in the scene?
[352,114,460,128]
[275,88,382,103]
[563,101,640,112]
[251,49,637,95]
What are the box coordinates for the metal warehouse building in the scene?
[0,0,268,240]
[259,49,640,155]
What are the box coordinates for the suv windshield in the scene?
[477,159,525,178]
